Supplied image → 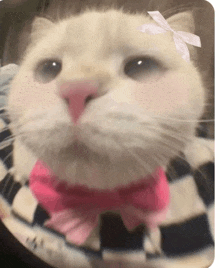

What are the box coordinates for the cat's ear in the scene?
[31,17,54,42]
[166,12,198,62]
[166,12,195,33]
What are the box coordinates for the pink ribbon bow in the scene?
[29,161,169,245]
[137,11,201,62]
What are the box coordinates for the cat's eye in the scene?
[35,60,62,83]
[124,57,160,81]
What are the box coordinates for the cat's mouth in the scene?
[63,141,92,160]
[59,139,109,163]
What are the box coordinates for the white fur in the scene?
[8,9,205,189]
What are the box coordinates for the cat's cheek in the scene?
[131,73,191,115]
[9,72,61,112]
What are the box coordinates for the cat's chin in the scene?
[33,140,172,190]
[41,157,161,190]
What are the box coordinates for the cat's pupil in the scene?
[124,57,159,81]
[35,60,62,83]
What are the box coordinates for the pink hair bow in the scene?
[137,11,201,62]
[30,161,169,245]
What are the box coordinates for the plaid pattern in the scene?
[0,66,214,267]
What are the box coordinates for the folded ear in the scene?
[166,11,195,33]
[31,17,54,42]
[166,11,198,62]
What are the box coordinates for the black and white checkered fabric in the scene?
[0,65,214,267]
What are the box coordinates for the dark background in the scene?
[0,220,53,268]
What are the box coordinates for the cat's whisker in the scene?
[135,130,189,163]
[150,126,191,139]
[111,136,152,175]
[159,146,187,163]
[149,153,165,168]
[1,151,13,166]
[149,115,214,123]
[139,126,191,144]
[0,136,15,144]
[0,172,14,197]
[1,135,16,142]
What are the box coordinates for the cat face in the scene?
[8,10,205,189]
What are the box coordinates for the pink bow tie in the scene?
[30,161,169,245]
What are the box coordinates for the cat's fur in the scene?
[7,9,205,190]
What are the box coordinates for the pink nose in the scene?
[59,80,98,123]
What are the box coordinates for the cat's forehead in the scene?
[65,10,151,36]
[25,9,178,67]
[56,10,172,56]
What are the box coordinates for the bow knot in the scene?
[137,11,201,62]
[30,161,169,245]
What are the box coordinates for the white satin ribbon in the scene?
[137,11,201,62]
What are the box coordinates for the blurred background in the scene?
[0,0,214,138]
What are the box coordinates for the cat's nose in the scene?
[59,80,98,123]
